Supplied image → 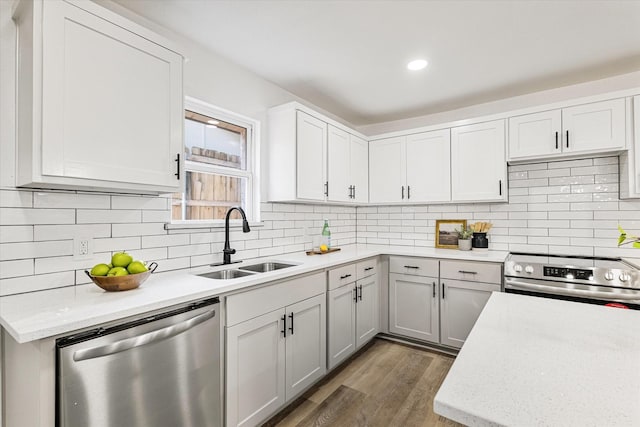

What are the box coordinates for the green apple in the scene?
[90,263,111,276]
[111,252,133,268]
[127,261,148,274]
[107,267,129,276]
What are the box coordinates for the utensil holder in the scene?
[472,232,489,250]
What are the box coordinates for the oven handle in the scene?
[505,279,640,301]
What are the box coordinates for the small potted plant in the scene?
[456,226,474,251]
[618,225,640,248]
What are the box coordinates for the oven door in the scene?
[504,276,640,309]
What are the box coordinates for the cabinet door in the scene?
[350,135,369,203]
[440,280,500,349]
[389,273,439,343]
[327,125,351,202]
[285,294,326,401]
[451,120,506,202]
[634,96,640,196]
[562,98,626,154]
[42,1,183,190]
[355,275,379,348]
[327,285,357,370]
[296,111,327,201]
[406,129,451,202]
[226,309,286,427]
[508,110,562,160]
[369,136,405,203]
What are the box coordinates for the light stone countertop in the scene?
[0,244,507,344]
[434,292,640,426]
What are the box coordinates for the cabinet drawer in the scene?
[356,258,377,280]
[440,260,502,284]
[389,256,438,277]
[328,264,357,290]
[227,272,325,326]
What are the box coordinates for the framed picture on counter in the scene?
[435,219,467,249]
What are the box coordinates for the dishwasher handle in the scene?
[73,308,216,362]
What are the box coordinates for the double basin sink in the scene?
[198,262,297,280]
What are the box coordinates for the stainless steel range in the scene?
[504,252,640,309]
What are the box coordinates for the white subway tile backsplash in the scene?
[0,271,74,296]
[0,156,635,295]
[78,209,141,224]
[34,192,110,209]
[93,237,141,253]
[111,195,167,210]
[34,224,111,241]
[112,223,166,237]
[0,240,73,261]
[0,259,34,278]
[0,190,32,208]
[0,208,75,225]
[0,226,33,243]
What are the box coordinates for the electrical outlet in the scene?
[74,237,93,259]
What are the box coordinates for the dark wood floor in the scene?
[264,339,463,427]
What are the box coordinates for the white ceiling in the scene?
[114,0,640,126]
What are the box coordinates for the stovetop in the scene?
[504,252,640,290]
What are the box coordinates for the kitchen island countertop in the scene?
[0,244,507,343]
[434,291,640,426]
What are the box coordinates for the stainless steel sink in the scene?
[198,269,255,280]
[239,262,297,273]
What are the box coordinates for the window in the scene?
[171,97,259,224]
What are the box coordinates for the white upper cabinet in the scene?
[13,0,184,194]
[508,98,626,161]
[267,103,367,203]
[369,129,452,204]
[350,135,369,203]
[369,136,405,203]
[509,110,562,159]
[451,120,507,202]
[406,129,451,203]
[296,111,328,201]
[621,96,640,199]
[327,126,369,203]
[562,98,626,153]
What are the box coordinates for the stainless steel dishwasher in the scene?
[56,297,221,427]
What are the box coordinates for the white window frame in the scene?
[170,96,261,227]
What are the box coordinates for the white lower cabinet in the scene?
[327,260,379,370]
[226,309,285,427]
[439,280,500,348]
[226,273,326,427]
[389,273,439,343]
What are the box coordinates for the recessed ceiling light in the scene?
[407,59,428,71]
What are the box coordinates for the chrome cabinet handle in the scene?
[73,309,215,362]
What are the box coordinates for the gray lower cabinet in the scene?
[225,273,326,427]
[327,258,379,370]
[389,256,502,349]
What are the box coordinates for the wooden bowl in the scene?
[85,262,158,292]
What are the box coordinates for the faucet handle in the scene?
[224,248,236,255]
